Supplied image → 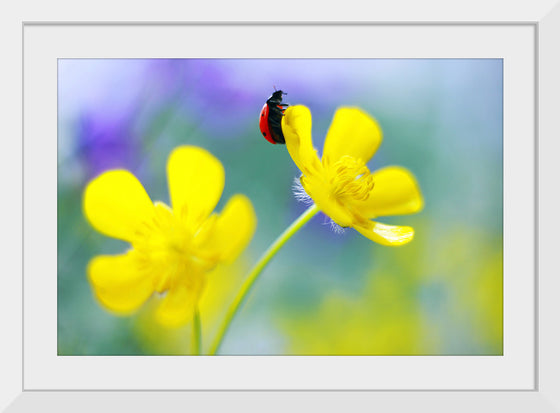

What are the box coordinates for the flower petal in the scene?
[322,107,382,167]
[354,220,415,246]
[167,146,225,228]
[87,251,154,314]
[155,278,206,328]
[281,105,322,176]
[351,166,424,218]
[83,170,154,242]
[195,194,257,262]
[301,176,354,227]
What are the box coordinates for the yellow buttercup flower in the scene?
[282,106,423,246]
[83,145,257,327]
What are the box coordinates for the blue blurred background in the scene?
[58,59,502,355]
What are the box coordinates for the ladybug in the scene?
[259,90,288,144]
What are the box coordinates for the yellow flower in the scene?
[83,145,257,327]
[282,106,423,246]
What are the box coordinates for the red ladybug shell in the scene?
[259,90,288,144]
[259,103,276,144]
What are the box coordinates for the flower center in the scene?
[328,155,374,201]
[132,202,217,292]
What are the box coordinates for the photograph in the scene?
[57,58,503,356]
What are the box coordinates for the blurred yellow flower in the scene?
[134,258,248,354]
[83,145,257,327]
[282,106,423,245]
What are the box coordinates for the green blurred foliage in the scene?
[276,221,502,355]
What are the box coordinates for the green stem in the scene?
[209,203,320,355]
[192,306,201,355]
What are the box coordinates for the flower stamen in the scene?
[328,155,375,201]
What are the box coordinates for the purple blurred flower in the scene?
[145,59,262,138]
[77,110,138,179]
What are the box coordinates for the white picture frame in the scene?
[4,0,559,410]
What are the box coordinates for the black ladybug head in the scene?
[267,90,286,106]
[271,90,285,99]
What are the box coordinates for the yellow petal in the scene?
[354,220,414,246]
[167,146,225,228]
[351,166,424,218]
[322,107,382,167]
[155,279,205,328]
[195,194,257,262]
[83,170,154,242]
[301,176,354,228]
[281,106,322,176]
[87,251,154,315]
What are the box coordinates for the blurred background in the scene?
[58,59,502,355]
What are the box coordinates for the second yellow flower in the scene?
[83,146,257,327]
